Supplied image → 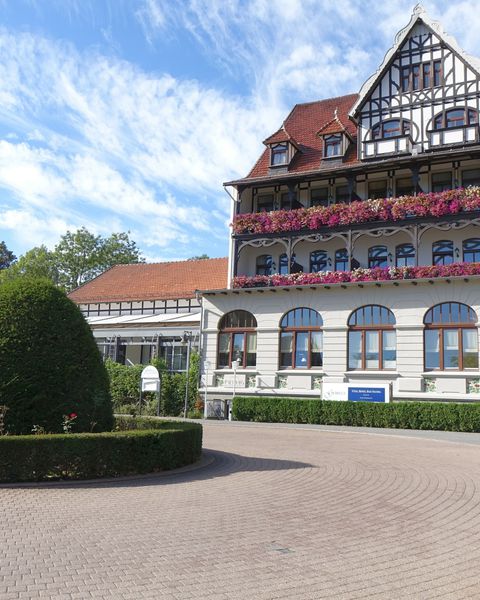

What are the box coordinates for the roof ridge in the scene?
[113,256,228,267]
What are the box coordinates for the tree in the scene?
[0,241,16,270]
[0,246,59,285]
[188,254,210,260]
[54,227,144,291]
[0,278,113,434]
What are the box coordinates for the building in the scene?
[199,6,480,404]
[69,258,227,371]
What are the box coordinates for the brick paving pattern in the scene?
[1,422,480,599]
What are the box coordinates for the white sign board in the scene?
[322,383,391,403]
[141,365,160,392]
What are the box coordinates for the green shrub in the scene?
[232,396,480,432]
[106,352,200,417]
[0,278,113,434]
[0,419,202,482]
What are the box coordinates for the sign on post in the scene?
[141,365,160,392]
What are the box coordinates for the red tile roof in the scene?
[263,126,300,148]
[68,258,229,304]
[316,115,351,137]
[247,93,359,180]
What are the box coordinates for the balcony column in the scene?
[233,239,240,277]
[347,230,353,271]
[287,238,293,274]
[413,224,420,266]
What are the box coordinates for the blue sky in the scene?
[0,0,479,262]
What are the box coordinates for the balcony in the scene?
[232,261,480,289]
[363,134,413,158]
[232,188,480,237]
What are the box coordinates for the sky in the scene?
[0,0,479,262]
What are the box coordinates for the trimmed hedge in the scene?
[0,418,202,483]
[232,396,480,432]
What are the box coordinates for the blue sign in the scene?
[348,387,386,402]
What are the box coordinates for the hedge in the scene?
[0,418,202,483]
[232,396,480,432]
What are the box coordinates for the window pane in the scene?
[396,177,414,196]
[412,65,420,90]
[382,331,396,369]
[396,244,415,267]
[246,333,257,367]
[423,63,431,87]
[218,333,230,367]
[431,172,452,193]
[256,255,273,276]
[401,66,410,92]
[462,169,480,187]
[383,120,402,138]
[365,331,380,369]
[335,249,348,271]
[433,60,441,86]
[348,331,362,370]
[425,330,440,369]
[446,109,465,128]
[311,187,329,207]
[280,332,293,368]
[432,240,453,266]
[232,333,245,365]
[368,246,388,268]
[311,331,323,367]
[310,250,328,273]
[368,180,388,199]
[257,194,274,212]
[272,144,288,165]
[443,329,459,369]
[335,185,350,203]
[279,253,289,275]
[463,329,478,369]
[295,332,309,369]
[463,238,480,263]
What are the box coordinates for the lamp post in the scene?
[203,360,211,419]
[230,359,239,421]
[182,331,193,419]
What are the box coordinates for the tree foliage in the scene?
[0,228,144,291]
[0,241,16,270]
[0,278,113,434]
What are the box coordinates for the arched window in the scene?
[348,306,396,370]
[433,108,477,130]
[432,240,454,265]
[310,250,328,273]
[424,303,478,371]
[335,248,348,271]
[368,245,388,268]
[463,238,480,263]
[279,308,323,369]
[396,243,415,267]
[372,119,410,139]
[256,254,273,276]
[279,253,289,275]
[217,310,257,369]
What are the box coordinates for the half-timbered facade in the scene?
[199,6,480,404]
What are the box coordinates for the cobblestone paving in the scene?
[1,423,480,599]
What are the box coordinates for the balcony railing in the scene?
[232,262,480,289]
[232,187,480,236]
[363,134,413,158]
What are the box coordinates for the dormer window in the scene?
[434,108,478,130]
[271,143,288,166]
[324,134,342,157]
[372,119,410,139]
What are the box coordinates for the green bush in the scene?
[0,419,202,482]
[106,352,200,417]
[232,396,480,432]
[0,278,113,434]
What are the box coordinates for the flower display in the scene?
[232,261,480,289]
[232,187,480,235]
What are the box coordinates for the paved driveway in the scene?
[1,422,480,599]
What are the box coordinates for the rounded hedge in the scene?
[0,278,113,434]
[0,419,202,482]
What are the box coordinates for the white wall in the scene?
[202,278,480,400]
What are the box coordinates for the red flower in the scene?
[69,412,77,419]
